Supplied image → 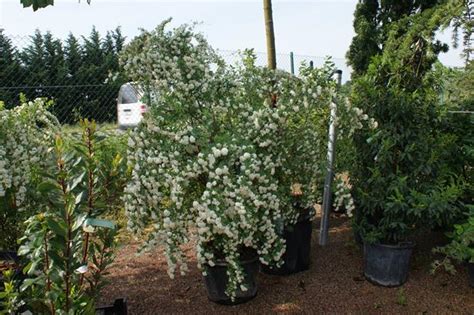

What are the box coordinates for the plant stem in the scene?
[90,242,107,299]
[43,233,55,315]
[65,210,72,313]
[58,155,71,313]
[80,125,95,287]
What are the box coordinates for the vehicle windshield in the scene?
[118,83,142,104]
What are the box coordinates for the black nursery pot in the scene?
[468,262,474,288]
[203,249,259,305]
[262,209,313,275]
[0,251,22,285]
[95,298,128,315]
[353,229,363,247]
[363,242,414,287]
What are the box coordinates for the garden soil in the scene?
[100,217,474,314]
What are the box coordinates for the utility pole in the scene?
[263,0,276,69]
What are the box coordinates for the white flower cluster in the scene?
[333,175,355,217]
[338,98,378,137]
[124,115,286,297]
[0,99,59,211]
[121,22,344,298]
[120,18,219,105]
[264,64,336,223]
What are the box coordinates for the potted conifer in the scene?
[350,9,466,287]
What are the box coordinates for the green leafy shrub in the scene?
[0,109,127,313]
[0,98,59,251]
[438,61,474,215]
[350,6,468,244]
[0,269,21,313]
[12,119,126,314]
[433,206,474,273]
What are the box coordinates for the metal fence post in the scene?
[319,69,342,246]
[290,52,295,75]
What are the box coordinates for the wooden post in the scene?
[290,52,295,74]
[263,0,277,69]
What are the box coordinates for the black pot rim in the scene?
[364,241,415,250]
[0,251,19,261]
[207,253,259,267]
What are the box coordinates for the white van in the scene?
[117,83,147,129]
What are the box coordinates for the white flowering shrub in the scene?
[121,22,286,297]
[0,98,59,250]
[271,61,339,222]
[121,20,366,298]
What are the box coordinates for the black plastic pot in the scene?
[203,249,259,305]
[0,251,22,285]
[353,229,363,247]
[468,263,474,288]
[363,242,414,287]
[262,210,313,275]
[95,298,128,315]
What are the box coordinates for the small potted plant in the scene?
[432,207,474,288]
[121,21,288,304]
[350,11,466,287]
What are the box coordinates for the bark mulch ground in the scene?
[100,217,474,314]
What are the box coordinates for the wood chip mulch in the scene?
[100,217,474,314]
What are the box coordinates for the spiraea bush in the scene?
[121,20,369,298]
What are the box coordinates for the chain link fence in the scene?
[0,30,126,125]
[218,50,349,78]
[0,31,349,125]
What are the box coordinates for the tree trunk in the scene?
[263,0,277,69]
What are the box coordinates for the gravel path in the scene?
[100,217,474,314]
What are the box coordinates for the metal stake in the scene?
[319,69,342,246]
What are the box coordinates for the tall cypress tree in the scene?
[82,26,104,81]
[346,0,380,78]
[103,27,126,74]
[10,25,127,123]
[0,29,22,107]
[21,30,45,85]
[65,33,83,79]
[20,30,47,101]
[43,31,67,86]
[61,33,84,123]
[103,31,116,75]
[347,0,442,78]
[112,27,126,54]
[80,27,108,121]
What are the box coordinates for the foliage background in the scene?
[0,28,127,124]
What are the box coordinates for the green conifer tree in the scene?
[347,0,442,78]
[0,29,23,107]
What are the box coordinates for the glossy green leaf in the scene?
[83,218,116,230]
